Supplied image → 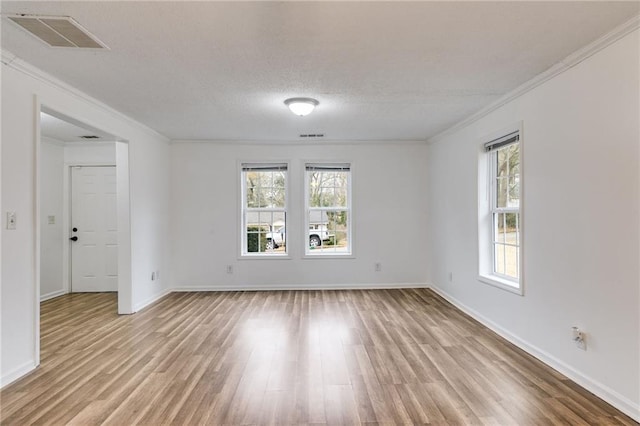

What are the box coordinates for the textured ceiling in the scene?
[2,2,638,141]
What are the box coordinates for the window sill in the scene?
[239,254,291,260]
[303,254,355,260]
[478,274,523,295]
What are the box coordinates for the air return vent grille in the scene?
[8,15,107,48]
[79,135,101,140]
[299,134,324,138]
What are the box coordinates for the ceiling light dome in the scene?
[284,97,319,116]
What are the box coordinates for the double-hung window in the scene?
[305,163,351,255]
[241,163,287,256]
[480,131,522,292]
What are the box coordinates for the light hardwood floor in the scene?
[0,289,635,425]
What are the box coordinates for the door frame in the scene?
[65,163,117,294]
[35,100,134,368]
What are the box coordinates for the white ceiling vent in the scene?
[8,15,107,49]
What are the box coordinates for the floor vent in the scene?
[8,15,107,49]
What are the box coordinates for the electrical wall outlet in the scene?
[151,271,156,281]
[572,326,587,351]
[48,215,56,225]
[374,262,382,272]
[6,212,16,230]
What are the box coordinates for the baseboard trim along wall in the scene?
[171,282,430,292]
[429,285,640,423]
[132,288,173,313]
[40,289,68,302]
[0,360,38,389]
[130,283,429,314]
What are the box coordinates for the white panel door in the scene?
[71,166,118,292]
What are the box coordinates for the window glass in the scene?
[305,165,351,255]
[242,164,287,255]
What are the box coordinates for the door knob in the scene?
[69,236,78,241]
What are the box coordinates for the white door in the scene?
[70,166,118,292]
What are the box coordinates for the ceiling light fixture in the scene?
[284,97,319,116]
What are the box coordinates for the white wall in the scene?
[64,142,116,165]
[426,30,639,418]
[1,59,171,387]
[40,139,65,300]
[170,142,429,290]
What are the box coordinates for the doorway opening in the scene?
[36,105,132,365]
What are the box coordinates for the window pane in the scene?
[265,212,286,252]
[320,187,334,207]
[494,213,505,243]
[309,171,348,208]
[507,144,520,176]
[272,212,285,231]
[504,213,518,243]
[270,171,286,208]
[308,212,326,250]
[307,210,350,253]
[497,149,508,177]
[493,213,519,280]
[309,172,321,207]
[246,225,268,253]
[334,230,349,251]
[496,177,508,208]
[257,212,269,230]
[334,187,347,207]
[309,209,328,229]
[494,243,505,275]
[245,172,258,207]
[504,244,518,279]
[508,176,520,208]
[246,171,286,208]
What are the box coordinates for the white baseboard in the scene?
[40,289,68,302]
[172,282,430,292]
[132,288,172,312]
[1,360,37,389]
[429,284,640,423]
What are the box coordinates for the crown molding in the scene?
[170,138,428,146]
[427,14,640,145]
[1,49,169,144]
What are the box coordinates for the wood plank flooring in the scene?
[0,289,636,425]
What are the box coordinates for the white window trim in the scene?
[477,123,524,295]
[303,161,354,258]
[239,161,291,259]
